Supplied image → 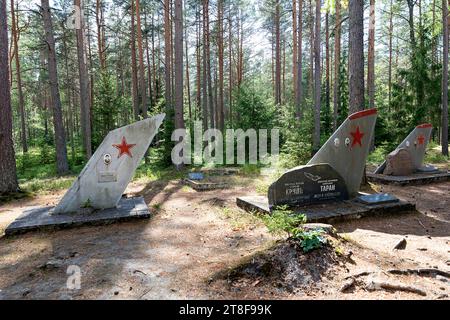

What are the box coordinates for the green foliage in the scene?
[262,206,307,238]
[262,206,327,253]
[278,105,313,167]
[92,72,123,149]
[296,229,328,253]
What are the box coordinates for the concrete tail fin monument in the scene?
[55,113,165,214]
[373,124,435,175]
[5,114,165,236]
[238,108,414,222]
[268,108,377,209]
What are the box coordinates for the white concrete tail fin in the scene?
[374,123,432,174]
[53,114,165,214]
[308,108,377,196]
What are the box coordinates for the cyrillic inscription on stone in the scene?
[98,171,117,183]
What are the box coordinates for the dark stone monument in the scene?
[383,148,414,176]
[268,164,349,210]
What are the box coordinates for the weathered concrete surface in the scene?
[374,123,433,174]
[383,148,415,176]
[5,197,150,236]
[236,195,415,223]
[367,171,450,186]
[54,114,165,214]
[184,179,228,191]
[307,108,377,196]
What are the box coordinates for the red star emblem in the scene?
[112,137,136,158]
[350,126,364,147]
[417,135,425,145]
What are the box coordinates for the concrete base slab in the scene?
[183,179,228,191]
[236,195,415,223]
[367,171,450,186]
[5,197,151,236]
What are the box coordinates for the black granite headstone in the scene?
[268,163,349,209]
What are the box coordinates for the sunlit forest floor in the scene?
[0,146,449,299]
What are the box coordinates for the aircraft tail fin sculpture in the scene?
[373,123,433,174]
[53,114,165,214]
[307,108,377,196]
[268,109,377,209]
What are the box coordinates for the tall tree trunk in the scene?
[164,0,172,114]
[442,0,449,156]
[0,0,19,193]
[75,0,92,160]
[184,3,192,123]
[406,0,416,49]
[388,0,393,112]
[325,11,330,124]
[218,0,224,132]
[309,0,314,96]
[202,0,208,129]
[196,5,201,120]
[41,0,69,174]
[296,0,303,119]
[174,0,184,133]
[275,2,281,105]
[204,0,214,128]
[228,3,233,126]
[367,0,375,110]
[313,0,321,152]
[348,0,365,113]
[131,0,139,120]
[136,0,148,118]
[293,0,298,106]
[333,0,341,130]
[96,0,106,70]
[10,0,27,153]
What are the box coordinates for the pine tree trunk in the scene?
[218,0,224,132]
[275,2,281,105]
[202,0,209,129]
[41,0,69,175]
[367,0,375,110]
[0,0,19,193]
[333,0,341,130]
[348,0,365,113]
[313,0,321,152]
[293,0,298,107]
[388,0,393,112]
[136,0,148,118]
[10,0,27,153]
[441,0,449,156]
[174,0,185,133]
[296,0,303,119]
[75,0,92,160]
[164,0,172,114]
[325,11,330,125]
[131,0,139,120]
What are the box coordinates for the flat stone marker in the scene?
[356,193,399,205]
[188,172,205,180]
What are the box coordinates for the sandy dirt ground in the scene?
[0,175,449,300]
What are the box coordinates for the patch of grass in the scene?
[425,143,450,164]
[19,176,76,193]
[367,145,388,165]
[219,207,263,230]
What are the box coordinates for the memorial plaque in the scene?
[188,172,205,180]
[383,148,414,176]
[98,171,118,183]
[268,163,349,209]
[356,193,399,205]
